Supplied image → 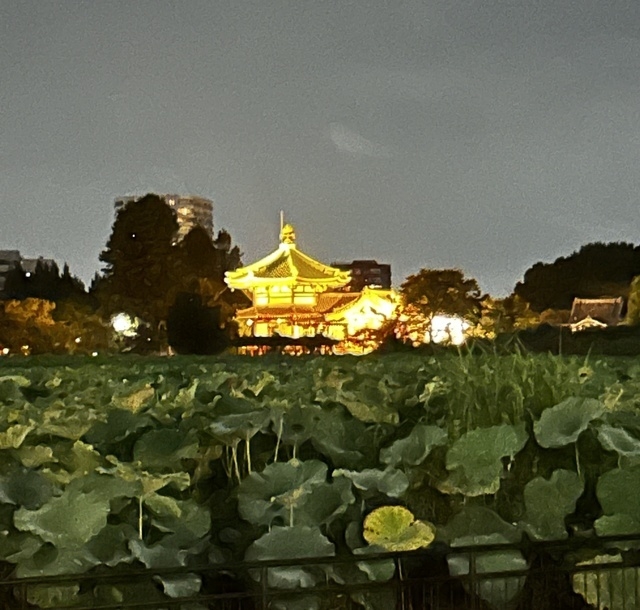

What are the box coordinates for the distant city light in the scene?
[25,272,31,278]
[2,348,9,355]
[74,337,81,344]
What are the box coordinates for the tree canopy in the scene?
[3,261,85,303]
[514,242,640,312]
[400,268,483,321]
[93,193,244,352]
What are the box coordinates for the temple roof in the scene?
[225,225,351,290]
[568,297,625,326]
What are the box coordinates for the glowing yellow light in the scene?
[429,315,470,345]
[111,313,137,337]
[74,337,81,344]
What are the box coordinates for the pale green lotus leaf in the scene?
[129,539,190,569]
[380,424,448,467]
[150,498,211,544]
[363,506,435,551]
[573,554,640,610]
[294,476,355,527]
[534,397,604,448]
[597,425,640,457]
[595,465,640,535]
[237,459,328,527]
[153,573,201,598]
[333,467,409,498]
[14,484,109,548]
[144,493,182,518]
[442,506,521,546]
[444,423,527,496]
[521,469,583,540]
[16,543,100,577]
[245,526,335,589]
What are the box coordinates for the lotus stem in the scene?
[232,444,241,482]
[245,436,252,474]
[273,416,283,463]
[138,496,143,540]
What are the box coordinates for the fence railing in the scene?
[2,533,640,609]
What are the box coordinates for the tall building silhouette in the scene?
[114,194,213,241]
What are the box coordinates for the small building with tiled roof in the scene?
[225,224,397,352]
[568,297,625,332]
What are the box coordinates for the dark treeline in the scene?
[514,242,640,312]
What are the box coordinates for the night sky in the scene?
[2,1,640,296]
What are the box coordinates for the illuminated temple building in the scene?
[224,224,398,353]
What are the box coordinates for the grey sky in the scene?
[2,0,639,296]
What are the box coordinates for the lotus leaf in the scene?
[308,404,382,468]
[443,423,527,496]
[380,424,448,467]
[26,584,80,608]
[272,403,323,449]
[15,444,56,467]
[84,408,153,447]
[84,523,136,567]
[0,468,55,509]
[595,465,640,535]
[133,428,199,470]
[149,498,211,544]
[363,506,435,551]
[520,469,583,540]
[294,476,355,527]
[14,483,110,548]
[245,525,335,589]
[112,383,155,413]
[597,425,640,457]
[129,538,190,568]
[208,396,270,444]
[39,404,95,440]
[237,459,328,527]
[448,550,527,610]
[154,573,202,598]
[442,506,521,546]
[0,423,34,449]
[573,554,640,610]
[333,467,409,498]
[534,397,604,448]
[16,542,100,577]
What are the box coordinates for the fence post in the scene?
[469,550,477,610]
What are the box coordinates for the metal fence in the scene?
[2,534,640,609]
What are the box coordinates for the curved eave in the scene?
[225,243,351,289]
[324,288,398,321]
